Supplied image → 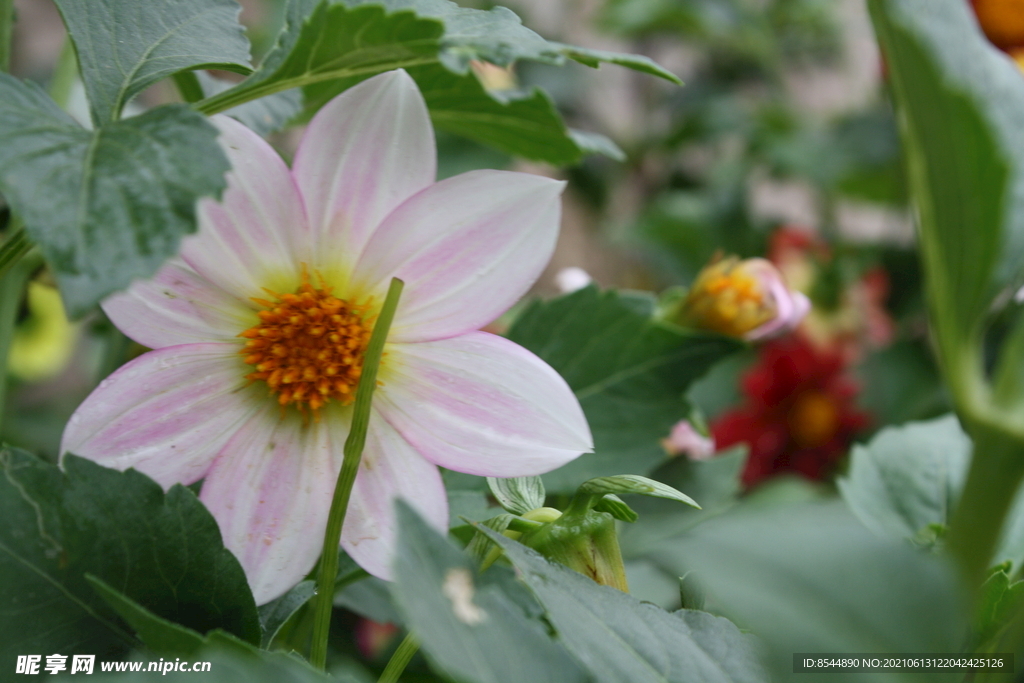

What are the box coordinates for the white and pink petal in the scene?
[102,258,254,348]
[341,409,449,581]
[351,170,565,342]
[375,331,592,478]
[180,115,309,301]
[292,70,436,276]
[199,405,346,605]
[60,343,260,490]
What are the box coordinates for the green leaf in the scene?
[411,65,586,164]
[258,581,316,648]
[488,476,545,515]
[649,501,967,683]
[196,1,445,115]
[53,0,252,124]
[197,1,674,163]
[195,71,302,137]
[0,75,230,316]
[557,44,681,84]
[868,0,1024,360]
[485,529,768,683]
[837,415,969,542]
[0,449,260,662]
[976,565,1024,648]
[506,286,743,491]
[198,0,678,115]
[579,474,700,508]
[838,415,1024,569]
[88,575,212,657]
[305,63,591,165]
[569,129,627,162]
[392,502,588,683]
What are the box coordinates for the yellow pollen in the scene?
[239,270,374,417]
[683,256,776,337]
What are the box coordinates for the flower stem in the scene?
[947,423,1024,599]
[377,632,419,683]
[0,0,14,73]
[309,277,404,671]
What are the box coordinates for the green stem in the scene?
[948,424,1024,600]
[377,632,419,683]
[0,0,13,73]
[0,222,32,280]
[49,39,78,109]
[309,277,404,671]
[172,71,205,104]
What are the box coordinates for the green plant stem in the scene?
[309,277,404,671]
[378,632,419,683]
[173,71,205,104]
[49,38,78,109]
[0,0,13,73]
[0,222,32,280]
[948,424,1024,599]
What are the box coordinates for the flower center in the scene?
[685,258,775,336]
[787,391,840,449]
[239,272,373,415]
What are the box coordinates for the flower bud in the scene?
[518,509,629,592]
[681,256,809,341]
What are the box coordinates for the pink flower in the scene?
[60,70,592,604]
[661,420,716,460]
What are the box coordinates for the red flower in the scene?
[711,335,870,488]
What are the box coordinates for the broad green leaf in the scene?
[411,64,587,164]
[837,415,1024,569]
[976,565,1024,649]
[303,63,597,165]
[195,71,302,137]
[0,75,229,316]
[53,0,252,124]
[650,501,967,683]
[392,502,588,683]
[506,286,743,491]
[196,2,445,114]
[579,474,700,508]
[0,449,260,663]
[88,575,230,658]
[837,415,969,542]
[868,0,1024,355]
[258,581,316,648]
[198,0,678,115]
[488,476,545,515]
[335,576,402,625]
[196,1,674,163]
[485,529,768,683]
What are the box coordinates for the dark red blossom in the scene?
[711,335,870,488]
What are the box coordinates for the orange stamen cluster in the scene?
[684,256,775,337]
[239,271,373,416]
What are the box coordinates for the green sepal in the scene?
[518,510,629,592]
[593,494,639,523]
